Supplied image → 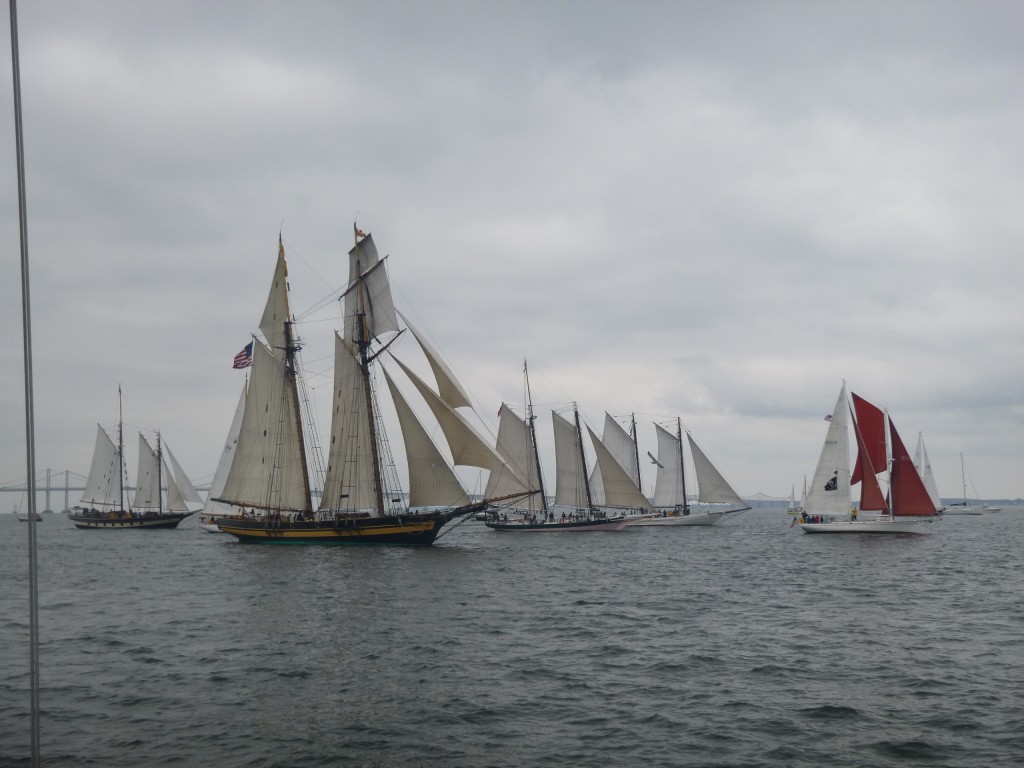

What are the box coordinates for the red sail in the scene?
[850,392,886,485]
[850,405,889,512]
[888,418,938,516]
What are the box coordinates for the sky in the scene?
[1,0,1022,509]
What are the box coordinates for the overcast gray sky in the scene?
[2,0,1022,506]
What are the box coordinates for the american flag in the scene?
[233,342,253,369]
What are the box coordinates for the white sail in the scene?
[588,413,640,505]
[203,381,247,516]
[914,433,943,511]
[133,434,162,510]
[552,410,589,509]
[484,404,542,509]
[651,423,684,508]
[164,442,202,509]
[343,234,400,343]
[804,384,851,516]
[587,425,652,510]
[319,334,378,512]
[259,240,291,363]
[219,339,309,511]
[383,368,470,508]
[399,312,471,409]
[391,356,528,492]
[686,433,746,507]
[80,424,122,508]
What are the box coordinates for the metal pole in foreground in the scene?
[9,0,42,764]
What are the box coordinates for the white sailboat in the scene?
[484,372,629,532]
[797,384,938,534]
[945,453,996,514]
[913,432,945,513]
[213,229,531,544]
[629,417,749,527]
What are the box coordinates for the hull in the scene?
[942,508,983,516]
[628,507,749,527]
[215,511,458,545]
[799,517,934,534]
[70,511,193,530]
[485,516,628,532]
[198,513,236,532]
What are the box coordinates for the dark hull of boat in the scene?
[70,511,194,530]
[215,511,460,545]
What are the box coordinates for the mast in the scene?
[630,413,641,496]
[156,432,163,515]
[118,385,125,513]
[524,360,548,513]
[353,225,386,516]
[574,405,595,513]
[676,417,689,514]
[282,310,313,512]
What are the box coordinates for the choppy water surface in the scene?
[2,510,1022,767]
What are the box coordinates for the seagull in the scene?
[647,451,664,469]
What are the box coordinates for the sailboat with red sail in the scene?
[798,384,939,534]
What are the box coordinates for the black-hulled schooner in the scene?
[70,389,202,529]
[213,228,533,544]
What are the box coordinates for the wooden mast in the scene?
[524,360,548,514]
[630,412,641,496]
[353,225,387,517]
[118,385,126,514]
[677,417,689,514]
[279,236,313,512]
[574,405,595,514]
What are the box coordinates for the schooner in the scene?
[213,228,533,544]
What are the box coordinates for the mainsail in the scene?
[914,433,943,511]
[651,422,685,508]
[552,410,589,509]
[80,424,122,509]
[888,418,939,517]
[586,424,651,510]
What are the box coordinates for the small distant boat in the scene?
[796,384,938,534]
[70,389,201,530]
[944,453,993,515]
[16,508,42,522]
[628,417,749,527]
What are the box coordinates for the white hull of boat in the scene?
[486,517,629,532]
[942,507,983,516]
[799,517,934,534]
[629,507,748,527]
[197,514,238,532]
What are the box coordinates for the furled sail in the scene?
[651,423,684,508]
[219,339,309,512]
[587,425,652,510]
[319,334,378,512]
[552,410,588,509]
[383,368,470,509]
[686,433,746,507]
[804,384,851,516]
[80,424,121,508]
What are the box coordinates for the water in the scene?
[2,510,1022,767]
